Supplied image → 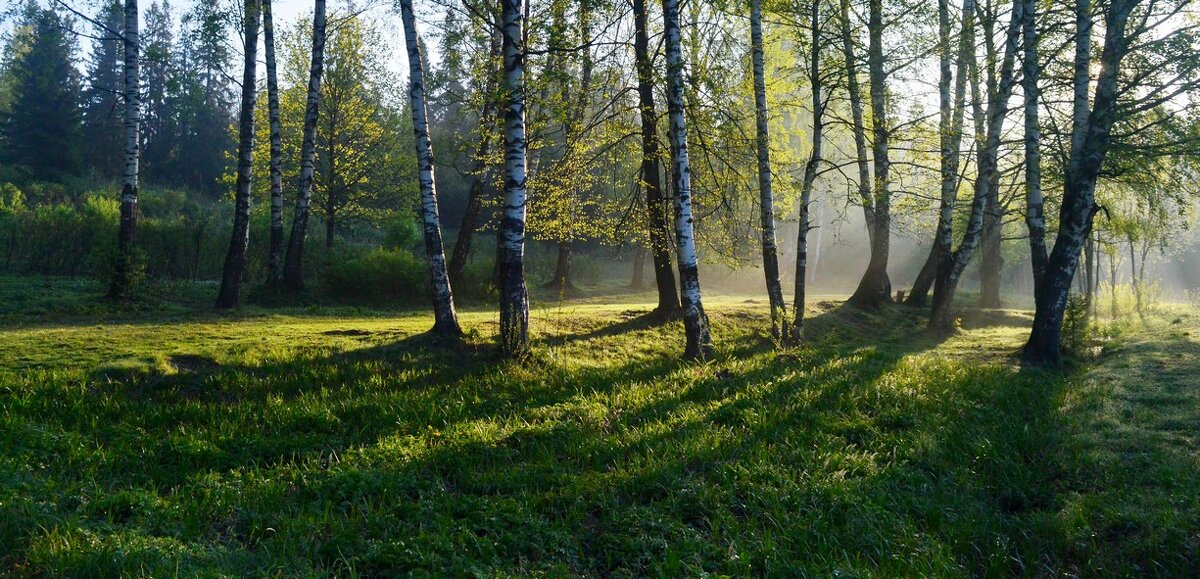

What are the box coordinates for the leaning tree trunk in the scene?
[634,0,680,316]
[216,0,260,309]
[838,0,875,247]
[498,0,531,356]
[915,0,972,310]
[110,0,140,299]
[847,0,892,309]
[1022,1,1134,367]
[750,0,788,342]
[663,0,714,360]
[793,0,823,336]
[282,0,327,291]
[448,21,502,288]
[400,0,462,336]
[264,0,285,285]
[930,0,1021,331]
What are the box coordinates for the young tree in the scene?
[215,0,259,309]
[663,0,714,359]
[110,0,141,299]
[399,0,462,336]
[498,0,531,355]
[633,0,680,316]
[283,0,328,291]
[263,0,285,284]
[793,0,830,337]
[749,0,788,341]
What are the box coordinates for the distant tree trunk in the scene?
[400,0,462,336]
[1109,244,1119,318]
[1084,230,1097,319]
[793,0,823,336]
[1023,0,1136,367]
[282,0,327,291]
[498,0,530,356]
[837,0,875,247]
[630,247,647,288]
[749,0,788,342]
[916,0,971,310]
[931,0,1021,331]
[633,0,679,316]
[1022,0,1047,299]
[264,0,285,285]
[663,0,714,360]
[216,0,260,309]
[847,0,892,309]
[448,21,502,288]
[110,0,140,300]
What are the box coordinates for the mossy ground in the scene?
[0,276,1196,576]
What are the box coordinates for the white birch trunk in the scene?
[1022,0,1047,298]
[750,0,788,342]
[216,0,260,309]
[400,0,462,337]
[793,0,823,336]
[283,0,327,290]
[663,0,713,360]
[110,0,140,298]
[499,0,530,356]
[264,0,285,285]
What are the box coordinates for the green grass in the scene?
[0,275,1197,576]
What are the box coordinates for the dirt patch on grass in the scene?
[166,354,220,373]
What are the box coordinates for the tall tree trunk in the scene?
[793,0,823,336]
[633,0,680,316]
[400,0,462,336]
[110,0,140,299]
[749,0,788,341]
[282,0,327,291]
[1023,0,1136,367]
[931,0,1022,330]
[264,0,285,285]
[663,0,713,360]
[216,0,260,309]
[1022,0,1047,299]
[499,0,530,356]
[905,247,939,306]
[921,0,973,311]
[837,0,875,247]
[1084,229,1097,319]
[847,0,892,309]
[448,20,502,288]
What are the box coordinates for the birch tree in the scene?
[110,0,140,299]
[216,0,259,309]
[749,0,788,342]
[794,0,833,337]
[663,0,714,360]
[633,0,680,316]
[846,0,892,309]
[399,0,462,337]
[282,0,327,291]
[930,0,1021,331]
[1021,0,1046,300]
[263,0,285,285]
[498,0,531,356]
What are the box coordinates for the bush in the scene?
[320,247,428,304]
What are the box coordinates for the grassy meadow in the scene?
[0,275,1197,576]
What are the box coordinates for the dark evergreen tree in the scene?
[81,0,124,181]
[0,6,83,180]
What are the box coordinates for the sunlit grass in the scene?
[0,275,1196,576]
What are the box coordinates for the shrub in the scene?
[320,247,428,304]
[1061,292,1096,358]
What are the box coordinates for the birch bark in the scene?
[283,0,328,291]
[110,0,140,299]
[499,0,531,355]
[400,0,462,336]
